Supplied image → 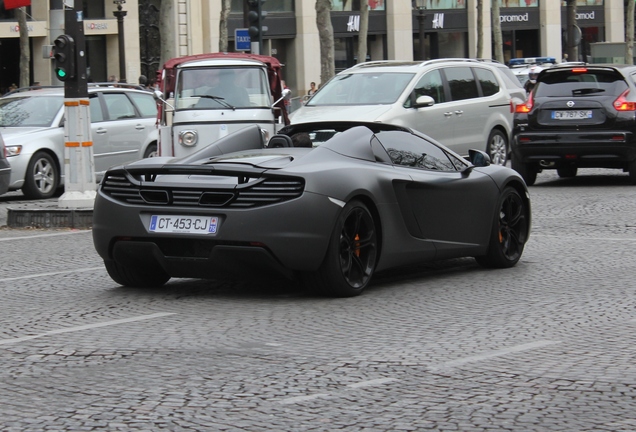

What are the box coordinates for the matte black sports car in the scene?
[93,121,531,297]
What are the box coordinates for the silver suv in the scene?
[0,85,158,199]
[290,59,516,165]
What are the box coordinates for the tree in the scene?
[316,0,335,85]
[565,0,577,62]
[626,0,634,64]
[357,0,369,64]
[18,6,29,88]
[492,0,503,62]
[159,0,176,67]
[476,0,483,59]
[219,0,231,52]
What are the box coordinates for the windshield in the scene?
[307,72,415,106]
[535,70,627,98]
[0,95,62,127]
[175,67,271,109]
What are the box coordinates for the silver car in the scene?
[0,132,10,195]
[0,85,158,199]
[291,59,515,165]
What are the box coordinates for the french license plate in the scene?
[552,110,592,120]
[149,215,218,234]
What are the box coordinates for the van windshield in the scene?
[308,72,415,106]
[175,67,270,109]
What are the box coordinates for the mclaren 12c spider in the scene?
[92,121,531,297]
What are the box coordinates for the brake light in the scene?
[571,68,588,73]
[613,89,636,111]
[515,92,534,113]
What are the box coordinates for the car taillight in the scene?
[613,89,636,111]
[571,68,588,73]
[515,92,534,113]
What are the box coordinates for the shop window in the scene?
[424,0,466,10]
[500,0,538,6]
[332,0,385,11]
[231,0,293,13]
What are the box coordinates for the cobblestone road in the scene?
[1,169,636,431]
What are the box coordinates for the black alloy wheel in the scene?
[475,187,529,268]
[304,200,378,297]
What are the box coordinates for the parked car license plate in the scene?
[149,215,218,234]
[552,110,592,120]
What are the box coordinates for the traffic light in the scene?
[53,35,76,82]
[247,0,267,48]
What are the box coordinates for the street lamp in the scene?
[113,0,127,83]
[413,0,426,61]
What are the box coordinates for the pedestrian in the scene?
[137,74,149,90]
[524,68,539,95]
[308,81,317,96]
[282,80,291,114]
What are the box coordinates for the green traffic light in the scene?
[56,68,67,79]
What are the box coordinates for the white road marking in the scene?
[279,394,331,405]
[532,234,636,242]
[0,230,91,241]
[431,340,562,370]
[0,266,104,283]
[0,312,176,346]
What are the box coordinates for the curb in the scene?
[7,205,93,229]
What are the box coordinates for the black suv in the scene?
[511,64,636,185]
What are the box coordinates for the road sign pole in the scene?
[58,6,95,209]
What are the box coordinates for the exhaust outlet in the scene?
[539,160,555,168]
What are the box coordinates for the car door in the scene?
[377,130,499,256]
[88,92,112,174]
[441,66,485,156]
[400,68,457,149]
[98,91,148,169]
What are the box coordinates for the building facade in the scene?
[0,0,626,97]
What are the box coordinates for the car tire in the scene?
[303,200,378,297]
[511,158,537,186]
[486,129,508,166]
[104,259,170,288]
[628,159,636,185]
[22,151,59,199]
[143,143,158,158]
[557,165,577,178]
[475,187,529,269]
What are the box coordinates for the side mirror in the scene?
[272,88,292,107]
[153,89,175,111]
[413,95,434,108]
[468,149,491,167]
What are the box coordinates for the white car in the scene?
[509,57,557,86]
[290,59,515,165]
[0,85,158,199]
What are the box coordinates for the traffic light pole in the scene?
[58,6,96,209]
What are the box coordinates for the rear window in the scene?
[535,69,628,98]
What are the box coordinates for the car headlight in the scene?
[5,145,22,157]
[179,130,198,147]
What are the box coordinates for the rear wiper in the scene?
[192,94,236,110]
[572,88,605,95]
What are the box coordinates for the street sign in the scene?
[235,28,251,51]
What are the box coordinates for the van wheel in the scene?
[22,151,59,199]
[486,130,508,166]
[629,159,636,185]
